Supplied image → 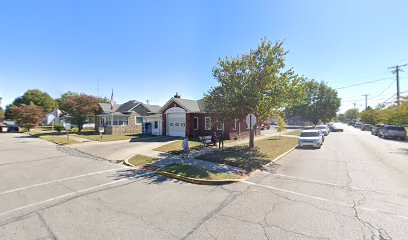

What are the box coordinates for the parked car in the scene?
[260,122,270,130]
[378,125,406,140]
[7,124,19,132]
[315,125,329,136]
[371,124,385,136]
[354,122,362,128]
[298,130,323,148]
[331,124,344,132]
[361,124,372,131]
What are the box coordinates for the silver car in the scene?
[298,130,323,148]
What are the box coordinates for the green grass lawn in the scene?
[159,163,240,180]
[196,136,298,172]
[39,135,81,145]
[128,154,157,166]
[29,130,150,142]
[285,129,302,136]
[71,132,144,142]
[154,140,204,155]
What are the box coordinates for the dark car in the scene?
[7,124,20,132]
[378,125,406,140]
[371,124,385,135]
[361,124,372,131]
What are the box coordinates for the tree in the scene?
[12,89,57,113]
[337,113,346,122]
[10,104,45,131]
[55,91,78,107]
[360,109,379,125]
[59,94,100,132]
[285,80,341,125]
[204,38,306,147]
[344,108,359,121]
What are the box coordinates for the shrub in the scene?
[71,127,79,132]
[54,123,63,132]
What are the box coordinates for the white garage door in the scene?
[167,113,186,137]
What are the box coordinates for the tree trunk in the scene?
[249,128,254,148]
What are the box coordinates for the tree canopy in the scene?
[59,94,100,132]
[12,89,57,113]
[10,104,45,131]
[285,80,341,124]
[204,38,306,147]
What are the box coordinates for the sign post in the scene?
[64,123,71,142]
[98,126,104,140]
[246,114,257,148]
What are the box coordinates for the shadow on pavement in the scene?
[110,168,175,184]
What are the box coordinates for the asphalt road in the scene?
[0,126,407,240]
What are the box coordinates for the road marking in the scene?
[0,172,152,217]
[242,180,408,221]
[0,167,130,196]
[260,172,408,199]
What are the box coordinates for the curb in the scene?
[123,145,297,185]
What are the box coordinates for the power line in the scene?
[335,77,390,90]
[369,79,395,100]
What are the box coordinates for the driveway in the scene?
[68,136,179,162]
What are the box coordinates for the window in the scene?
[205,117,211,130]
[118,117,124,126]
[136,117,143,125]
[154,121,158,129]
[113,117,118,125]
[106,118,112,126]
[217,123,224,131]
[193,117,199,130]
[123,117,128,125]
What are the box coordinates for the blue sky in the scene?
[0,0,407,113]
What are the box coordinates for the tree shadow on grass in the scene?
[196,146,270,173]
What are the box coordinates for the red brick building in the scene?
[159,93,254,139]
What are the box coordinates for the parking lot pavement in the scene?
[1,129,408,240]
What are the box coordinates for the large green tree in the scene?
[12,89,57,113]
[59,94,100,132]
[344,108,359,120]
[286,80,341,124]
[204,38,306,147]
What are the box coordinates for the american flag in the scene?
[110,89,114,112]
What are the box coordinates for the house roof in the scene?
[160,97,206,113]
[99,103,121,113]
[141,103,161,113]
[97,112,131,117]
[116,100,140,112]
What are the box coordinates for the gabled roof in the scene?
[99,103,121,113]
[116,100,140,112]
[141,103,161,113]
[159,97,206,113]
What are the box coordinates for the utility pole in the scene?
[353,102,357,109]
[362,94,369,110]
[389,64,407,105]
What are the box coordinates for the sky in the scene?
[0,0,407,113]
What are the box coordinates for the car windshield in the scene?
[300,132,319,137]
[315,126,326,129]
[386,126,405,131]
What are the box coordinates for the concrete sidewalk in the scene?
[148,129,299,174]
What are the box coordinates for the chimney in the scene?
[174,92,181,99]
[146,100,150,105]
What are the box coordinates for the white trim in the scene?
[205,117,211,130]
[193,117,199,130]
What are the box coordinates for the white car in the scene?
[315,125,330,136]
[298,130,323,148]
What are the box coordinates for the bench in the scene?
[199,136,214,146]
